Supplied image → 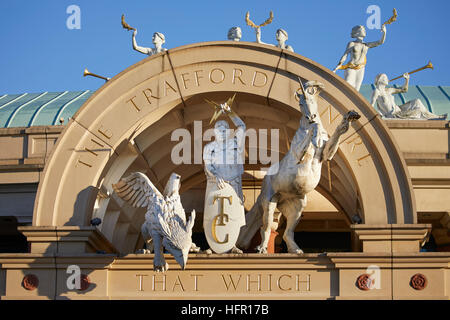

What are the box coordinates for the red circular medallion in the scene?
[356,274,372,291]
[410,273,427,290]
[79,274,91,291]
[22,274,39,291]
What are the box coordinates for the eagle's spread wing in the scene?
[112,172,163,208]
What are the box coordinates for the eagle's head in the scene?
[160,210,196,270]
[163,173,181,197]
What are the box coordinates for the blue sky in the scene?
[0,0,448,94]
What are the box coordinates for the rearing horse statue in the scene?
[237,80,360,253]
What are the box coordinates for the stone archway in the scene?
[32,42,416,252]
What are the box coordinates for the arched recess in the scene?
[32,42,416,252]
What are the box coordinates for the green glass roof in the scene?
[0,90,93,127]
[0,85,448,128]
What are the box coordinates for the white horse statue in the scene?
[237,80,360,253]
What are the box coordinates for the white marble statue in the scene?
[112,172,196,272]
[132,29,167,56]
[203,96,246,254]
[276,28,294,52]
[371,73,447,120]
[237,80,360,254]
[227,27,242,41]
[333,25,387,91]
[245,11,273,44]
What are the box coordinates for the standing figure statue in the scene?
[227,27,242,41]
[275,29,294,52]
[333,24,386,91]
[333,8,397,91]
[371,73,447,120]
[245,11,273,44]
[132,30,167,56]
[203,95,246,254]
[237,80,360,254]
[121,14,167,56]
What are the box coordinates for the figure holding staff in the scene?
[202,95,246,254]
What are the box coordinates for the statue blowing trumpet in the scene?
[83,68,110,82]
[389,61,434,82]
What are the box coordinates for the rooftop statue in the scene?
[245,11,273,44]
[227,27,242,41]
[237,80,360,254]
[371,73,447,120]
[276,28,294,52]
[112,172,196,272]
[121,14,167,56]
[203,95,246,254]
[333,8,397,91]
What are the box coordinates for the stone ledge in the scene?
[385,119,449,129]
[0,125,64,136]
[351,224,432,253]
[18,226,118,254]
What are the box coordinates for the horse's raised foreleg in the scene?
[321,110,360,161]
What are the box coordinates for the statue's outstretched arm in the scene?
[390,74,410,95]
[400,73,409,93]
[367,25,387,48]
[132,30,151,55]
[229,113,246,151]
[333,42,352,72]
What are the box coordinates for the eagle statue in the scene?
[112,172,196,272]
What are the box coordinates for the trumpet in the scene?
[389,61,433,82]
[83,68,110,82]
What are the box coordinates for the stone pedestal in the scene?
[19,226,117,254]
[351,224,431,253]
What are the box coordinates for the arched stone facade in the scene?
[32,42,416,252]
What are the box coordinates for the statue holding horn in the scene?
[333,8,397,91]
[245,11,273,44]
[371,72,447,120]
[121,14,167,56]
